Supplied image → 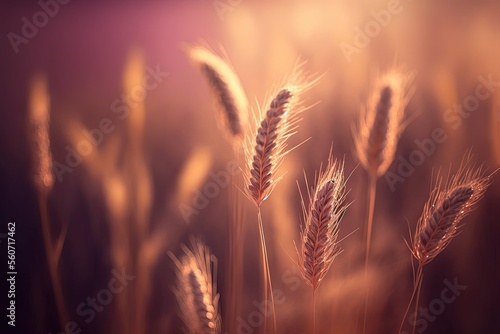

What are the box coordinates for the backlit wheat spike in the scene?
[399,160,492,334]
[186,44,248,141]
[412,164,491,265]
[247,89,293,206]
[245,65,316,207]
[29,75,54,193]
[298,158,348,291]
[170,239,221,334]
[355,69,414,176]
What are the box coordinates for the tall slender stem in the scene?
[38,192,68,330]
[365,175,377,267]
[227,147,244,334]
[257,208,277,334]
[362,174,377,334]
[227,177,237,334]
[412,268,424,334]
[312,289,316,334]
[398,263,423,334]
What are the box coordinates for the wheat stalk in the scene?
[296,157,348,334]
[186,44,249,141]
[354,68,415,334]
[354,69,415,260]
[399,160,492,334]
[242,64,317,333]
[170,238,221,334]
[28,75,69,330]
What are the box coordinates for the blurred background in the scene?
[1,0,499,333]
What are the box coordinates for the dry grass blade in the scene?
[186,44,249,141]
[170,239,221,334]
[412,163,492,265]
[354,69,414,177]
[245,65,317,207]
[297,158,348,291]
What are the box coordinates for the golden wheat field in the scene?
[1,0,500,333]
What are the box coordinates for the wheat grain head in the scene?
[186,44,249,142]
[170,238,221,334]
[244,64,318,207]
[412,162,492,265]
[354,68,414,177]
[29,75,54,193]
[297,157,349,291]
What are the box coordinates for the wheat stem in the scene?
[398,262,423,334]
[38,192,68,330]
[411,268,424,334]
[365,175,377,266]
[312,289,316,334]
[362,175,377,334]
[258,209,277,334]
[227,148,245,334]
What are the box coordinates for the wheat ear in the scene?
[412,164,491,265]
[297,158,348,290]
[296,157,348,334]
[169,238,221,334]
[354,69,414,177]
[354,69,415,334]
[186,44,249,141]
[245,66,316,206]
[399,161,492,334]
[30,75,54,193]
